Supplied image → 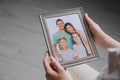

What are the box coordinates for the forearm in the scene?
[97,33,120,50]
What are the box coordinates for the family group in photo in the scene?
[53,18,92,63]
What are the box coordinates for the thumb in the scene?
[50,57,64,71]
[85,13,96,26]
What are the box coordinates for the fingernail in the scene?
[85,13,88,16]
[46,51,48,53]
[50,56,54,61]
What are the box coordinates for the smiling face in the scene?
[64,23,76,34]
[72,33,81,44]
[66,25,75,33]
[56,21,64,30]
[58,38,67,49]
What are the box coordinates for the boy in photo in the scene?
[58,37,77,63]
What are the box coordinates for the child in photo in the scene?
[72,32,90,59]
[58,37,76,63]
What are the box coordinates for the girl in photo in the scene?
[72,32,90,58]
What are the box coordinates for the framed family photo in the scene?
[39,7,99,68]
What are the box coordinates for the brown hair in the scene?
[71,32,81,43]
[56,19,64,25]
[64,22,76,34]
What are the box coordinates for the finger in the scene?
[85,13,96,26]
[84,13,100,35]
[64,68,67,71]
[85,13,103,32]
[50,57,64,71]
[43,53,52,72]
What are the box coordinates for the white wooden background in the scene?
[0,0,120,80]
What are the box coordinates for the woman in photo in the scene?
[72,32,89,58]
[58,37,77,63]
[64,22,91,56]
[64,22,87,44]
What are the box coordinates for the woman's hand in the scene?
[85,13,120,50]
[43,53,70,80]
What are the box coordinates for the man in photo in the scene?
[53,19,73,57]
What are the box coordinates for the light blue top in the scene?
[53,31,73,49]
